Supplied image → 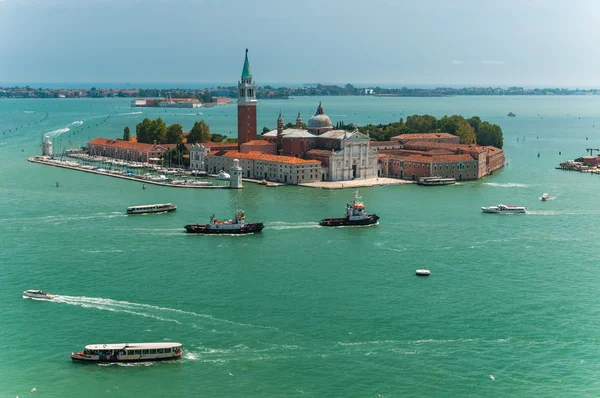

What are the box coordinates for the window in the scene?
[142,350,149,354]
[158,349,164,354]
[135,350,141,355]
[150,349,157,354]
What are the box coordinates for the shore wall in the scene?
[27,157,227,189]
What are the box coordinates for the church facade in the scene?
[262,104,378,181]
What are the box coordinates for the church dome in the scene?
[307,102,333,133]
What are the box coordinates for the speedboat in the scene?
[481,204,527,214]
[541,193,549,201]
[23,290,53,299]
[218,170,231,180]
[416,269,430,276]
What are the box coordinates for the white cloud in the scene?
[451,60,463,65]
[481,60,506,65]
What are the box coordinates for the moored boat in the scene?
[218,170,231,180]
[127,203,177,215]
[70,342,183,363]
[184,203,263,234]
[541,193,549,201]
[417,176,456,186]
[23,289,53,300]
[481,204,527,214]
[320,190,379,227]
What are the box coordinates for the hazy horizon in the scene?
[1,0,598,86]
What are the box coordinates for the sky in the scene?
[0,0,598,87]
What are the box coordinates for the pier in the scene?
[28,157,228,189]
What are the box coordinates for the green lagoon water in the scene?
[2,95,600,396]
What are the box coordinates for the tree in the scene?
[405,114,437,133]
[149,117,167,143]
[165,123,183,144]
[477,121,503,148]
[262,127,270,134]
[188,120,211,143]
[123,126,131,141]
[467,116,481,132]
[211,133,227,143]
[136,118,153,143]
[455,119,477,144]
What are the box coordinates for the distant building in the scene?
[206,151,321,184]
[262,104,378,181]
[378,136,504,180]
[87,138,169,162]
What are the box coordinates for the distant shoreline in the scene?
[2,84,599,100]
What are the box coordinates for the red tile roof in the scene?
[392,133,457,141]
[306,149,335,156]
[88,138,161,151]
[220,151,320,165]
[241,140,274,146]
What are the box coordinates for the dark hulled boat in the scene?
[320,190,379,227]
[184,205,263,235]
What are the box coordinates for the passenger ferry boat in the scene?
[481,204,527,214]
[126,203,177,215]
[23,289,53,300]
[320,190,379,227]
[184,203,264,234]
[417,176,456,186]
[70,342,183,363]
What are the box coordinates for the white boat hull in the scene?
[481,208,526,214]
[23,290,53,299]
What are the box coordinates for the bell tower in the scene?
[237,49,257,148]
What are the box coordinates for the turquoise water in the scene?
[2,96,600,397]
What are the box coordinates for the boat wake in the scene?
[45,120,84,137]
[116,111,143,116]
[267,221,320,230]
[483,182,529,188]
[50,295,279,330]
[46,127,70,137]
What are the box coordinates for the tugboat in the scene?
[319,190,379,227]
[184,202,264,234]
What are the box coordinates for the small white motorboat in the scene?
[218,170,231,180]
[481,204,527,214]
[541,193,549,201]
[416,269,430,276]
[23,290,54,299]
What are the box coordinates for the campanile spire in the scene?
[237,49,257,147]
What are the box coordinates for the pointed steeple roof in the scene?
[241,49,252,79]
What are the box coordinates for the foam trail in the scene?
[117,111,143,116]
[46,127,70,137]
[69,120,83,126]
[267,222,320,230]
[51,295,277,330]
[483,182,529,188]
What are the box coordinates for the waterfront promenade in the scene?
[299,177,414,189]
[27,157,228,189]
